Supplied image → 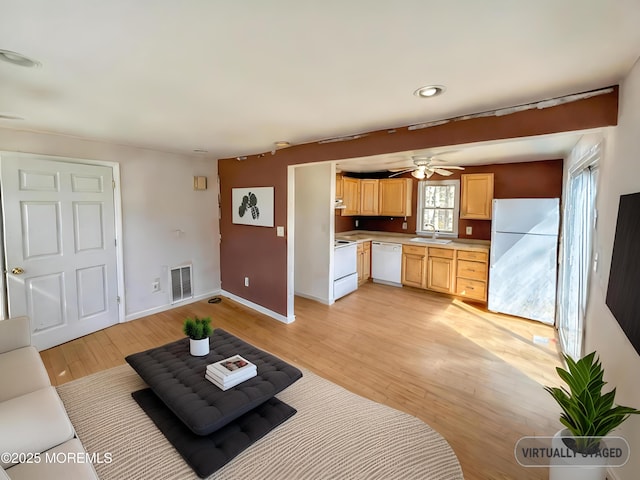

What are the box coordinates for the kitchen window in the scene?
[416,180,460,237]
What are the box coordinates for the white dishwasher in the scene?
[371,242,402,287]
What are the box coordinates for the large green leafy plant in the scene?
[183,316,212,340]
[545,352,640,453]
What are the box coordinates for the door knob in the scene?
[11,267,24,275]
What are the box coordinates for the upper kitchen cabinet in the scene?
[336,174,343,199]
[360,179,379,216]
[460,173,494,220]
[342,177,361,216]
[379,178,413,217]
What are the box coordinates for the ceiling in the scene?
[1,1,639,160]
[335,131,589,173]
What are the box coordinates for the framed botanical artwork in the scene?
[231,187,274,227]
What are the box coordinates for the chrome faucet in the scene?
[424,223,438,239]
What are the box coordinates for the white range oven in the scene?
[333,240,358,300]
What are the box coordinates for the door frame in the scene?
[557,143,600,359]
[0,151,125,325]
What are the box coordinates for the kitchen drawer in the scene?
[457,250,488,262]
[457,259,487,280]
[428,247,454,259]
[455,278,487,301]
[402,244,426,256]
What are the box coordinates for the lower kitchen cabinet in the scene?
[401,245,427,288]
[455,249,489,301]
[357,241,371,285]
[400,243,488,302]
[427,247,455,293]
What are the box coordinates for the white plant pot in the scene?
[189,338,210,357]
[549,429,607,480]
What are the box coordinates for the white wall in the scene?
[293,163,333,304]
[0,127,220,320]
[583,57,640,480]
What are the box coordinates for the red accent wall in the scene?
[356,159,564,240]
[218,89,617,316]
[335,214,356,233]
[218,160,288,314]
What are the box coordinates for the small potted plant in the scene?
[545,351,639,480]
[183,316,212,356]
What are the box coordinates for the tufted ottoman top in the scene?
[125,329,302,436]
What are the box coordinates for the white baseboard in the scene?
[294,291,333,305]
[221,290,295,324]
[124,290,222,322]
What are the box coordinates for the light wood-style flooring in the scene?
[41,282,564,480]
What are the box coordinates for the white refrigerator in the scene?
[488,198,560,324]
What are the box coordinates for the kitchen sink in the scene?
[410,237,452,245]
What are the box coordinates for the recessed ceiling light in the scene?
[193,149,208,153]
[413,85,446,98]
[0,49,41,68]
[274,141,291,148]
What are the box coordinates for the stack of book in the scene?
[205,355,257,391]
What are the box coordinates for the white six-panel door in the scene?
[1,154,119,350]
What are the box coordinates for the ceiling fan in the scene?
[389,156,465,179]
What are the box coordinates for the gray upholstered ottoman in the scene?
[125,329,302,477]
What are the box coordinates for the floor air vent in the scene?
[171,265,193,303]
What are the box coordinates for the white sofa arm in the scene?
[0,316,31,354]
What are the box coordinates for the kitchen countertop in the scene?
[336,230,490,252]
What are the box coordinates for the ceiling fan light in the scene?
[411,169,426,179]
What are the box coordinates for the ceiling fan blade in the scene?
[433,165,465,170]
[388,167,414,172]
[388,168,414,178]
[433,168,453,176]
[426,170,435,179]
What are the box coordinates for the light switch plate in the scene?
[466,226,472,235]
[276,226,285,237]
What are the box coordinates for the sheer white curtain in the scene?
[557,148,599,360]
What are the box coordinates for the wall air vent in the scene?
[170,265,193,304]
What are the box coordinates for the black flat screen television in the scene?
[606,191,640,356]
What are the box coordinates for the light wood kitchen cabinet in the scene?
[360,179,380,216]
[455,249,489,301]
[335,174,343,199]
[357,241,371,285]
[399,243,490,302]
[427,247,455,293]
[342,177,360,216]
[461,173,494,220]
[401,244,427,288]
[379,178,413,217]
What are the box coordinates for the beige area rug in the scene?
[57,364,463,480]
